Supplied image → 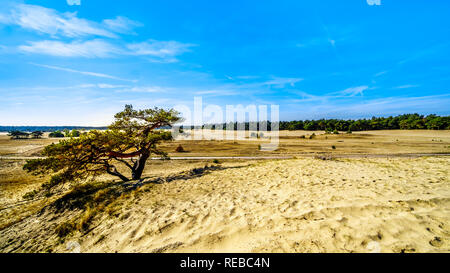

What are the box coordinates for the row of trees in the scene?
[8,130,82,139]
[188,114,449,132]
[279,114,449,131]
[49,129,81,138]
[8,131,44,139]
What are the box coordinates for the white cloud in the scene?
[127,40,196,59]
[18,38,195,61]
[30,63,137,82]
[19,39,122,58]
[394,84,420,89]
[337,86,368,96]
[116,86,169,93]
[7,4,117,38]
[3,4,193,62]
[264,77,303,88]
[102,16,142,34]
[374,71,388,77]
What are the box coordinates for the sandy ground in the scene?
[1,157,449,253]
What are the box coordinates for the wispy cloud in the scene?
[116,86,169,93]
[4,4,117,38]
[18,38,194,61]
[337,85,369,96]
[284,94,450,120]
[19,39,122,58]
[394,84,420,89]
[127,40,196,62]
[374,71,388,77]
[263,77,303,88]
[30,63,137,82]
[1,3,194,63]
[102,16,142,34]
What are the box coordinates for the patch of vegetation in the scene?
[23,189,39,200]
[175,144,186,153]
[332,145,337,150]
[8,131,30,139]
[314,154,334,160]
[31,131,44,139]
[52,181,127,238]
[208,114,450,131]
[56,221,76,238]
[49,131,65,138]
[309,133,316,139]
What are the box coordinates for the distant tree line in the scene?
[278,114,450,132]
[8,131,44,139]
[8,129,82,140]
[0,126,107,133]
[182,114,449,132]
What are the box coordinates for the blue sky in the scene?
[0,0,449,126]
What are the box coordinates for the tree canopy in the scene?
[24,105,181,190]
[8,131,30,139]
[195,114,449,132]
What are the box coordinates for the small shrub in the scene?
[300,135,306,139]
[49,131,65,138]
[213,159,221,164]
[314,154,334,160]
[56,221,76,238]
[333,129,339,135]
[175,145,185,153]
[23,190,38,200]
[309,133,316,139]
[332,145,336,150]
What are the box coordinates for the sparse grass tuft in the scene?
[55,221,76,238]
[314,154,334,161]
[23,189,38,200]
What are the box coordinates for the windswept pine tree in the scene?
[24,105,181,190]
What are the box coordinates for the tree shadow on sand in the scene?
[50,164,246,213]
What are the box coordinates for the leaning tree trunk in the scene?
[132,152,150,180]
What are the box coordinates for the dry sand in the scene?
[1,156,448,253]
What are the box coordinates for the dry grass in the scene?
[0,130,449,253]
[1,130,449,158]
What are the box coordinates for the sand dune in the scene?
[2,157,447,253]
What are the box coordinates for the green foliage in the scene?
[49,131,65,138]
[31,131,44,139]
[199,114,449,132]
[276,114,449,131]
[8,131,30,139]
[61,129,81,137]
[23,190,38,200]
[24,105,181,191]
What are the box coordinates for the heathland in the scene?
[0,130,449,253]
